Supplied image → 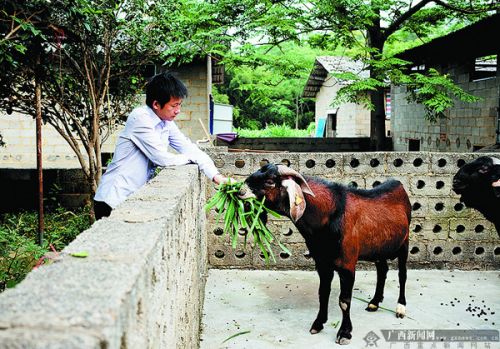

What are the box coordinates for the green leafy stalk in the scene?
[205,180,289,264]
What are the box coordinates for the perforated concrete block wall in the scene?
[0,166,208,349]
[205,151,500,270]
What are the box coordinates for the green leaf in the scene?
[222,330,251,344]
[70,251,89,258]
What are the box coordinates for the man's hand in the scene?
[212,173,235,185]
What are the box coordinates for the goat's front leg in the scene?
[336,268,355,345]
[367,259,388,311]
[310,267,334,334]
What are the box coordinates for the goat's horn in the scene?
[276,164,315,197]
[491,157,500,166]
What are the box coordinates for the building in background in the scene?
[392,14,500,152]
[302,56,391,138]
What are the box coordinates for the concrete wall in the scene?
[315,78,371,138]
[205,151,500,270]
[167,59,212,142]
[0,165,208,349]
[391,64,498,152]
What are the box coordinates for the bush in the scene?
[0,206,91,292]
[235,123,315,138]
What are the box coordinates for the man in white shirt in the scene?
[94,72,227,219]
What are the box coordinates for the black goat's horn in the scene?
[276,164,315,197]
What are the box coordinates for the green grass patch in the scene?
[235,123,315,138]
[0,206,91,292]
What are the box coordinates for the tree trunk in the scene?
[367,9,388,150]
[371,87,387,150]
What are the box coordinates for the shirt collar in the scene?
[146,105,168,128]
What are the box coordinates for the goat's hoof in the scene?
[396,303,406,318]
[336,329,352,345]
[335,337,351,345]
[365,303,379,312]
[310,321,324,334]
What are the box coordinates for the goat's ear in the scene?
[276,164,315,197]
[281,178,306,223]
[493,179,500,198]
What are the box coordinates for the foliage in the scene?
[0,1,45,65]
[0,207,91,292]
[215,42,322,130]
[235,123,315,138]
[194,0,498,148]
[0,0,207,209]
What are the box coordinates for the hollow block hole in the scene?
[413,158,423,167]
[410,246,420,255]
[475,247,485,255]
[393,158,403,167]
[325,159,336,168]
[437,158,447,167]
[235,159,245,168]
[306,159,315,168]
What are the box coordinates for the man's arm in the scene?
[167,121,221,180]
[130,114,191,167]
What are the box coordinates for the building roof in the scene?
[396,13,500,66]
[302,56,368,98]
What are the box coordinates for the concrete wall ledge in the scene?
[0,165,208,349]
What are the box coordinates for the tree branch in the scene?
[384,0,434,39]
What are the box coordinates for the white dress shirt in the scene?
[94,105,218,208]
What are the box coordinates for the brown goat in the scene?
[243,164,411,345]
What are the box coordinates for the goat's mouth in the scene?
[452,180,467,193]
[237,183,257,200]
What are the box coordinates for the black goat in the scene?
[452,156,500,236]
[243,164,411,345]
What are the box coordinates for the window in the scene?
[471,55,497,82]
[410,64,426,72]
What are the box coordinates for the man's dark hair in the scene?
[145,72,188,108]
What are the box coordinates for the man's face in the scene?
[152,97,183,121]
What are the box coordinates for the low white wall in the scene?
[0,165,208,349]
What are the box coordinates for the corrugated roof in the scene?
[302,56,368,98]
[396,13,500,66]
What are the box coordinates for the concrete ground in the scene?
[200,269,500,349]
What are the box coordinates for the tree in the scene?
[192,0,499,149]
[215,42,320,130]
[0,0,203,218]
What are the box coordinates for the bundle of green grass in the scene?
[205,180,290,263]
